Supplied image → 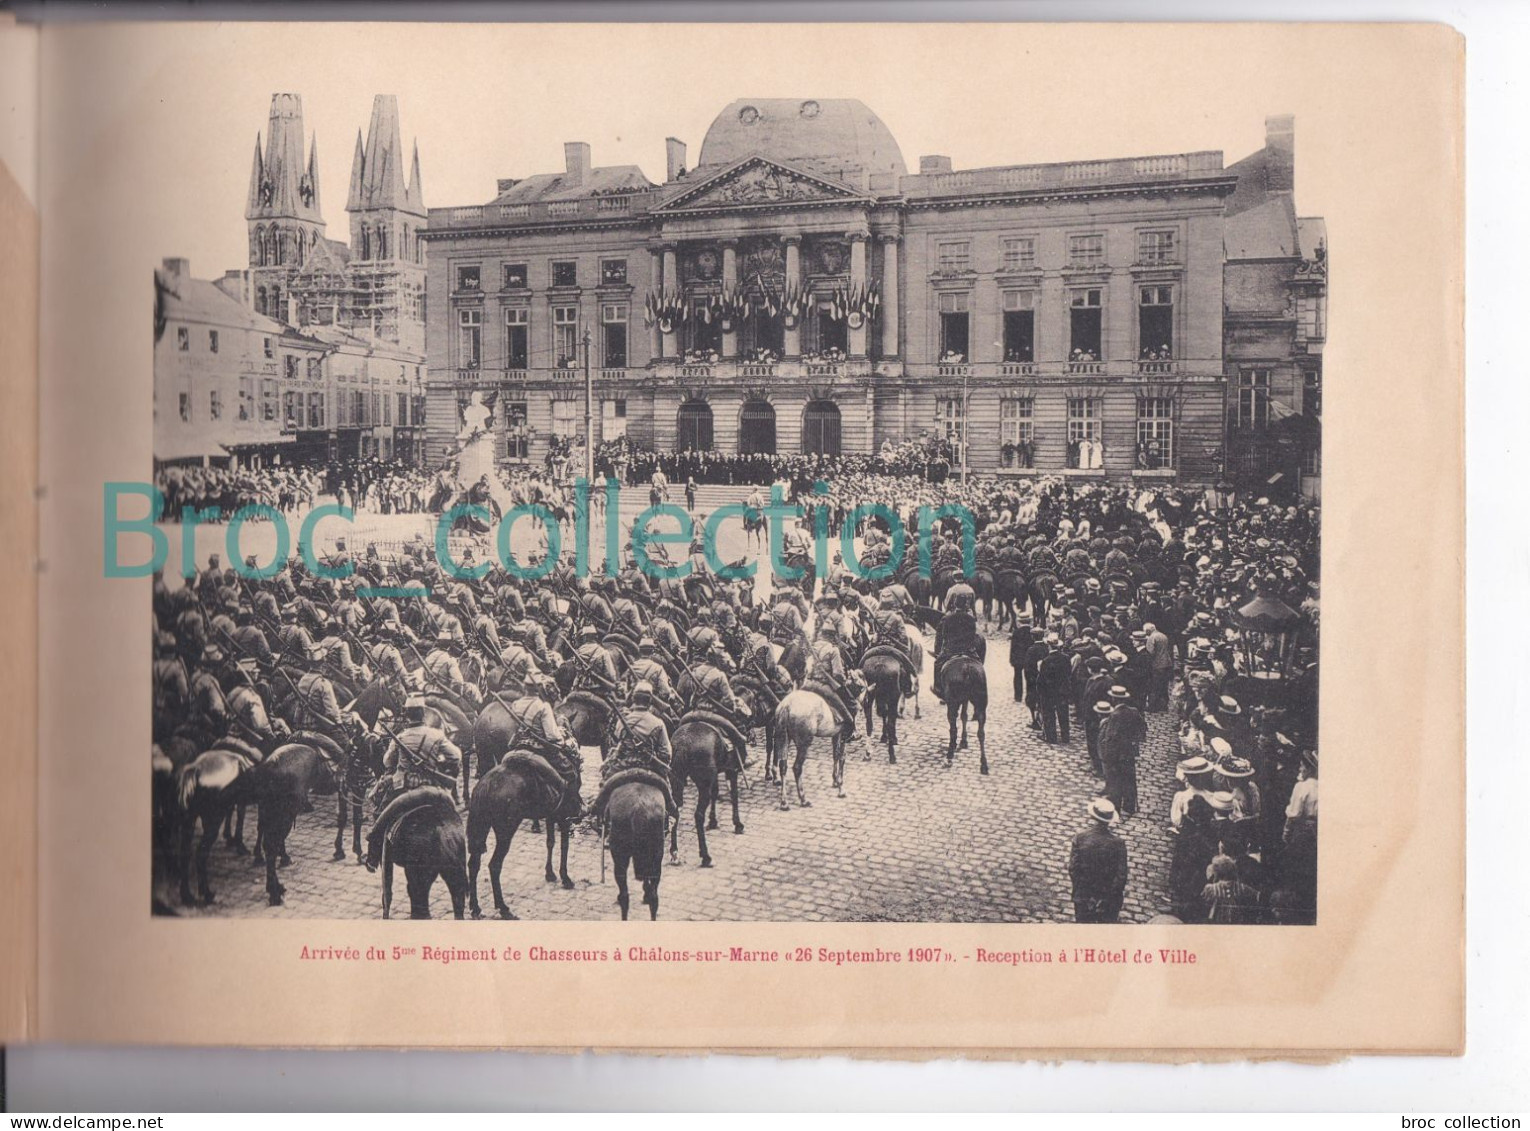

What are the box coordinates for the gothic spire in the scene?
[248,93,324,225]
[347,128,366,212]
[306,133,323,220]
[347,95,426,218]
[243,133,265,220]
[407,139,424,211]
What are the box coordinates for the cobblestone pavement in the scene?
[156,485,1184,923]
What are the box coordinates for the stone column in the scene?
[783,235,802,358]
[879,234,900,359]
[721,239,739,359]
[648,247,662,361]
[661,244,679,359]
[848,230,869,358]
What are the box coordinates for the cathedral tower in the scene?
[347,95,428,352]
[245,93,326,321]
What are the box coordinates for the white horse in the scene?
[769,675,866,810]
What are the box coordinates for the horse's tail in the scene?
[176,764,199,811]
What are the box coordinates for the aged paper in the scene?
[31,21,1462,1053]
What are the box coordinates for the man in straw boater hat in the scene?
[1068,797,1129,923]
[1098,684,1147,817]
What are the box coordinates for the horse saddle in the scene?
[862,644,918,680]
[366,786,458,869]
[500,751,581,816]
[675,709,749,759]
[593,767,677,821]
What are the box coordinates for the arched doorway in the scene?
[802,400,842,456]
[677,400,714,452]
[738,399,777,455]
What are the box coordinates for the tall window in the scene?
[1001,237,1036,271]
[504,307,529,369]
[937,396,966,464]
[553,305,580,367]
[688,299,722,355]
[1136,397,1175,469]
[1137,229,1177,264]
[936,241,972,274]
[261,378,278,422]
[502,263,528,290]
[1068,233,1105,267]
[308,391,325,428]
[602,303,628,368]
[551,398,577,439]
[1238,369,1271,429]
[176,326,189,351]
[208,329,219,354]
[1303,369,1322,418]
[1002,291,1035,362]
[938,292,970,359]
[178,392,191,422]
[1070,288,1103,359]
[238,376,253,421]
[1138,285,1174,358]
[284,355,299,382]
[209,389,222,421]
[282,391,296,429]
[383,392,393,426]
[1000,398,1034,468]
[506,401,529,459]
[602,398,628,441]
[677,401,714,451]
[306,357,321,381]
[263,336,273,360]
[397,392,409,426]
[459,308,482,369]
[551,260,578,288]
[456,265,481,292]
[1066,397,1099,469]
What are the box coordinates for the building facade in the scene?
[155,92,430,467]
[422,99,1323,489]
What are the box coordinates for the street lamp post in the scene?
[582,325,594,483]
[960,363,971,485]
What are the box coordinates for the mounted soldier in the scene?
[425,633,479,707]
[572,624,621,697]
[679,634,751,772]
[375,694,462,806]
[933,601,986,703]
[803,619,857,738]
[500,669,584,814]
[629,636,680,714]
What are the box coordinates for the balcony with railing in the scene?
[902,149,1227,200]
[1066,360,1106,376]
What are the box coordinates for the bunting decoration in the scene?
[827,281,881,327]
[643,289,689,334]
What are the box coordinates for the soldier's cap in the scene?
[404,693,427,711]
[579,625,599,639]
[236,658,260,675]
[632,680,655,699]
[1177,755,1213,779]
[1218,755,1255,780]
[638,635,655,650]
[281,608,298,622]
[203,646,224,664]
[1088,797,1120,825]
[1108,685,1131,700]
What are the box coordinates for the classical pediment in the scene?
[655,157,865,213]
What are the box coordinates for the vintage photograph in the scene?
[147,82,1323,925]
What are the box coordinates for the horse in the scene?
[606,778,668,921]
[860,646,919,763]
[667,716,742,868]
[465,752,580,919]
[772,634,810,687]
[993,568,1028,632]
[174,737,264,906]
[367,786,469,919]
[972,566,997,625]
[940,655,990,775]
[743,506,767,552]
[555,690,616,762]
[770,673,865,809]
[250,731,349,906]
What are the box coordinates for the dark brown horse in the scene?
[174,737,264,906]
[251,732,348,906]
[555,691,616,761]
[667,717,739,868]
[940,655,990,775]
[465,752,580,919]
[367,786,469,919]
[860,646,917,764]
[607,778,667,920]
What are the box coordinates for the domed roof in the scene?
[697,99,907,179]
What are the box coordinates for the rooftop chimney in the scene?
[665,137,687,182]
[161,257,190,279]
[1264,114,1294,194]
[496,178,520,195]
[919,155,953,175]
[564,141,591,186]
